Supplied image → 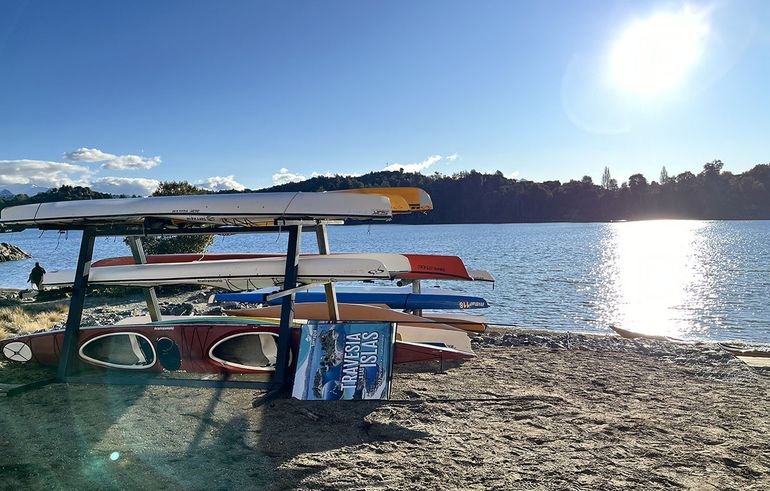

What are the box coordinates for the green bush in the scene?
[140,234,213,255]
[123,181,214,255]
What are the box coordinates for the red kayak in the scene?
[0,321,473,374]
[92,253,476,281]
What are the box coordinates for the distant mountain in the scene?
[0,189,14,199]
[0,184,49,197]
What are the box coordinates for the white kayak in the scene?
[43,256,393,290]
[44,253,482,290]
[0,191,392,227]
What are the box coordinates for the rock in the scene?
[205,306,224,315]
[0,242,31,261]
[160,302,195,316]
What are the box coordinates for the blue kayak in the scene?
[213,286,489,310]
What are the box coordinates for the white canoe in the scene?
[43,256,392,290]
[45,253,472,290]
[0,191,392,227]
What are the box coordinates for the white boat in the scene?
[43,256,393,290]
[45,253,486,291]
[0,191,392,227]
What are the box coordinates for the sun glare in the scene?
[610,7,709,96]
[599,221,709,338]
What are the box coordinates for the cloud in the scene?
[64,147,161,170]
[89,177,160,196]
[382,153,458,173]
[506,171,520,179]
[272,168,306,186]
[0,158,161,196]
[0,159,91,187]
[197,175,246,192]
[62,148,114,163]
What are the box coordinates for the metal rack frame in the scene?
[6,221,342,396]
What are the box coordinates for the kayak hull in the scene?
[0,192,394,227]
[1,321,473,373]
[43,256,392,290]
[214,286,490,310]
[91,253,477,282]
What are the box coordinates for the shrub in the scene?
[124,181,214,255]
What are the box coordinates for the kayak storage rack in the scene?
[5,221,342,397]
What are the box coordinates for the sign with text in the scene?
[292,321,395,400]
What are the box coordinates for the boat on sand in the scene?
[0,320,474,375]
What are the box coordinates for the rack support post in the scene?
[127,236,161,322]
[272,225,301,390]
[56,228,96,381]
[315,223,339,321]
[412,279,422,317]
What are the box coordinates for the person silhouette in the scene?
[28,262,46,290]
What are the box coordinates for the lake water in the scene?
[1,220,769,343]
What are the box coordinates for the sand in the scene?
[1,295,769,490]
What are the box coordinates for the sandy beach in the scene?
[1,293,769,490]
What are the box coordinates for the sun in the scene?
[609,7,709,96]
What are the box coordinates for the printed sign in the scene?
[292,321,395,400]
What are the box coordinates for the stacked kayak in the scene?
[90,253,483,281]
[0,187,495,379]
[44,253,493,334]
[0,191,395,227]
[224,303,475,352]
[42,253,491,289]
[213,285,489,310]
[0,318,473,375]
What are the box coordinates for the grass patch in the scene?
[0,302,68,339]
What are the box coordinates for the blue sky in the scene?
[1,0,768,195]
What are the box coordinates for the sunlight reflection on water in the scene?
[593,220,768,341]
[597,221,711,338]
[1,220,768,342]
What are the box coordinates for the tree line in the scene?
[260,160,770,223]
[1,160,769,224]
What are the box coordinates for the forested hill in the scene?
[1,160,769,224]
[260,160,770,223]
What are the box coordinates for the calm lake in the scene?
[1,220,769,343]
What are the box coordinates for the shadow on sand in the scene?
[0,362,428,490]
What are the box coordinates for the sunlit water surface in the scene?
[1,221,768,342]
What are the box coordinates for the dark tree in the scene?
[125,181,214,254]
[601,166,612,189]
[2,160,769,225]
